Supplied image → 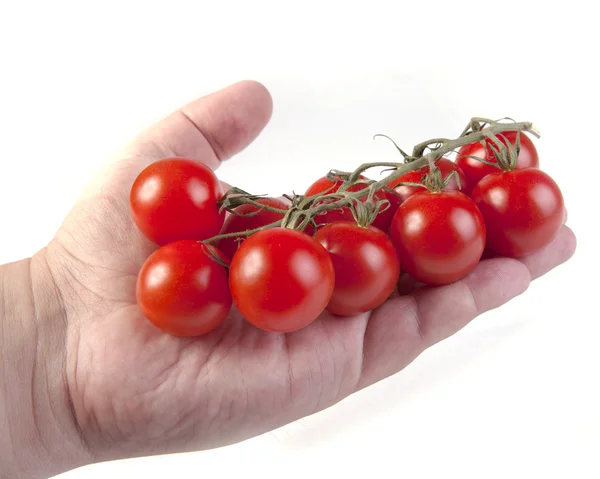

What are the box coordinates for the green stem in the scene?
[206,118,537,243]
[203,219,284,244]
[228,198,289,215]
[348,162,405,182]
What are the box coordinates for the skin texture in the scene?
[389,158,469,201]
[456,131,539,190]
[136,240,232,336]
[305,175,396,232]
[389,190,486,285]
[229,228,335,332]
[130,157,225,245]
[217,197,289,260]
[471,168,564,258]
[0,81,577,479]
[315,222,400,316]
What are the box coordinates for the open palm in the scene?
[42,81,576,463]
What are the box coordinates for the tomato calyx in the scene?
[457,118,539,174]
[317,170,392,228]
[207,188,293,246]
[218,187,289,215]
[349,196,391,228]
[421,163,463,193]
[201,242,230,268]
[280,198,318,232]
[483,130,522,171]
[458,131,524,173]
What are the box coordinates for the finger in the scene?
[357,225,576,389]
[55,81,272,269]
[516,225,576,280]
[126,80,272,169]
[398,212,575,295]
[103,80,273,197]
[358,258,530,388]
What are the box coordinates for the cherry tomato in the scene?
[389,191,486,285]
[315,222,400,316]
[136,240,232,337]
[388,158,469,201]
[305,175,396,232]
[217,198,289,260]
[471,168,564,258]
[229,228,335,332]
[456,131,539,189]
[382,188,402,229]
[130,158,225,245]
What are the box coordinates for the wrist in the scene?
[0,251,91,478]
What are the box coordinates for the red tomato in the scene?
[130,158,225,245]
[136,240,232,336]
[315,222,400,316]
[388,158,469,201]
[382,188,402,228]
[305,175,396,232]
[456,131,539,189]
[389,191,486,285]
[217,198,289,260]
[229,228,335,332]
[471,168,564,258]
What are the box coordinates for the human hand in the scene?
[0,80,576,478]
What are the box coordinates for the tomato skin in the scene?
[389,191,486,286]
[305,175,396,232]
[130,158,225,245]
[389,158,469,201]
[217,198,289,260]
[315,222,400,316]
[456,131,539,189]
[136,240,232,337]
[229,228,335,333]
[471,168,564,258]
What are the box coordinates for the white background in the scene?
[1,1,598,478]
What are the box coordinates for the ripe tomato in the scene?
[471,168,564,258]
[130,158,225,245]
[389,191,486,285]
[229,228,335,332]
[382,188,402,227]
[456,131,539,189]
[136,240,232,337]
[305,175,396,232]
[388,158,469,201]
[217,198,289,260]
[315,222,400,316]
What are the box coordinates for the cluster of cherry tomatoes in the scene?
[129,127,564,337]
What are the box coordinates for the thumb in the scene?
[95,79,273,199]
[51,80,272,269]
